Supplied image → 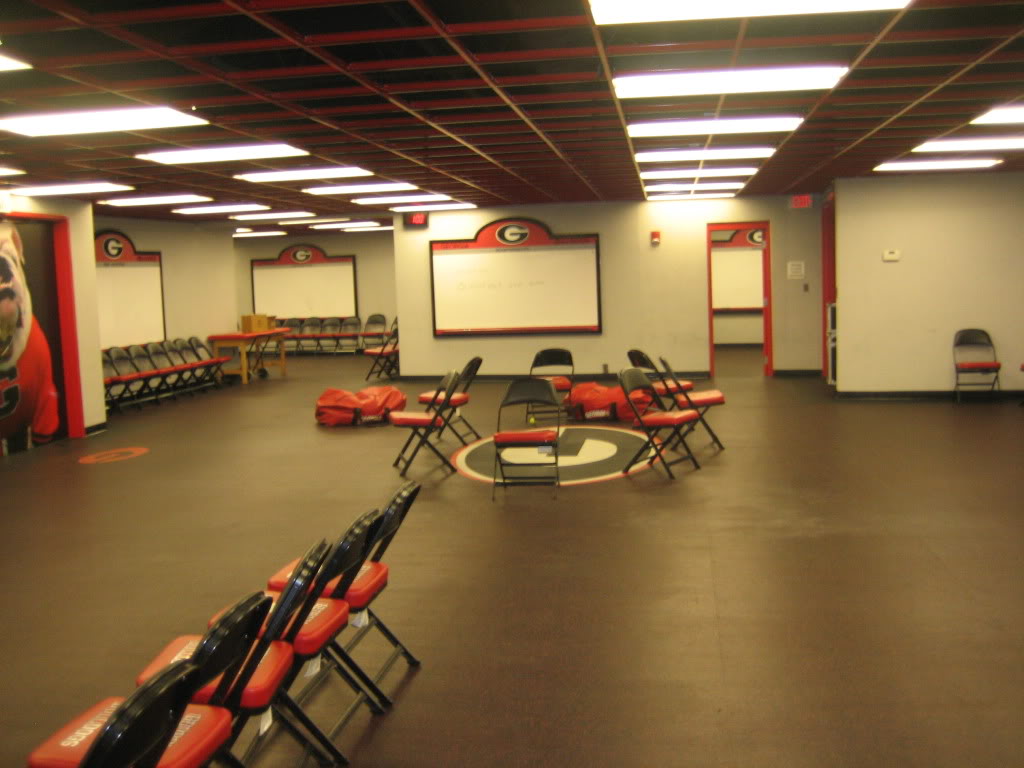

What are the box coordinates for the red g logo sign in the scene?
[496,223,530,246]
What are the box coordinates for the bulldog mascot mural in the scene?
[0,219,59,452]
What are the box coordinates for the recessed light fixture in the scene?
[173,203,270,215]
[352,194,451,205]
[99,194,213,207]
[0,53,33,71]
[136,143,308,164]
[971,106,1024,125]
[874,159,1004,172]
[614,66,848,99]
[287,217,352,225]
[589,0,910,24]
[646,193,737,201]
[628,117,803,137]
[636,148,776,162]
[12,182,134,196]
[0,106,207,137]
[233,230,288,238]
[309,221,380,230]
[390,203,479,212]
[235,227,253,233]
[234,166,373,182]
[912,137,1024,152]
[230,211,315,220]
[342,226,395,233]
[645,182,746,192]
[639,167,758,179]
[303,182,418,195]
[0,167,26,177]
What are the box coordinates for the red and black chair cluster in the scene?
[102,338,230,412]
[27,481,422,768]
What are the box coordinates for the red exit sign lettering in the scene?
[789,194,813,209]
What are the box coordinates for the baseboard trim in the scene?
[835,390,1023,401]
[773,369,821,378]
[85,422,107,435]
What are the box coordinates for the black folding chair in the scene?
[627,348,692,397]
[388,370,459,475]
[619,367,700,479]
[172,338,217,390]
[320,317,342,354]
[361,313,387,347]
[953,328,1001,402]
[298,317,322,354]
[493,377,561,499]
[527,348,574,422]
[364,326,399,380]
[417,356,483,444]
[189,336,227,384]
[128,344,173,404]
[338,316,362,354]
[659,356,726,450]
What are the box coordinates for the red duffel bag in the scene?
[566,382,654,422]
[315,385,407,426]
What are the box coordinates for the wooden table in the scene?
[208,328,290,384]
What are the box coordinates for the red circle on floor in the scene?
[79,447,150,464]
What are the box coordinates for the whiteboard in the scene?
[431,245,600,335]
[252,261,356,318]
[96,263,165,348]
[711,247,763,309]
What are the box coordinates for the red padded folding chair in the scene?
[417,356,483,444]
[953,328,1001,402]
[389,370,460,475]
[493,377,561,499]
[626,348,693,397]
[659,356,726,450]
[619,366,701,479]
[364,325,399,380]
[527,348,574,422]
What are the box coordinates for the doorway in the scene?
[706,221,772,377]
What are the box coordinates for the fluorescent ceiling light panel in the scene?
[972,106,1024,125]
[99,194,212,207]
[230,211,315,220]
[303,182,418,195]
[136,143,308,164]
[874,158,1003,172]
[12,182,134,196]
[639,167,758,179]
[390,202,479,212]
[235,227,253,233]
[636,147,775,162]
[0,53,33,71]
[287,217,351,225]
[646,193,737,201]
[173,203,270,215]
[343,226,395,232]
[352,194,451,205]
[628,116,803,137]
[589,0,909,24]
[0,106,206,137]
[645,182,746,191]
[0,167,26,177]
[614,66,847,99]
[233,230,287,238]
[234,166,372,182]
[310,221,380,230]
[913,136,1024,152]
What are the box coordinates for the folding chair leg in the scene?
[327,640,393,709]
[368,608,421,666]
[274,692,349,766]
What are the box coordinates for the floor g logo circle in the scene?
[496,223,530,245]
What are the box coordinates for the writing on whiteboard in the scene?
[457,279,546,292]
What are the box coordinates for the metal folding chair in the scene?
[659,356,726,450]
[388,370,460,475]
[493,377,561,498]
[953,328,1001,402]
[619,367,700,479]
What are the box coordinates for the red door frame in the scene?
[5,211,85,439]
[706,221,773,377]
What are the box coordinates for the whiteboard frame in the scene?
[250,249,359,319]
[429,218,602,337]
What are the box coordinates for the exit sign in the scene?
[790,194,813,209]
[403,212,429,227]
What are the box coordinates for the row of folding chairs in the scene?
[278,314,389,355]
[28,481,422,768]
[102,338,230,412]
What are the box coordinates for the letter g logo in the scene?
[103,237,124,259]
[496,224,530,246]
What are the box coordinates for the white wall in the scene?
[234,230,396,324]
[4,195,105,431]
[393,197,821,376]
[715,313,763,344]
[835,172,1024,393]
[94,216,240,340]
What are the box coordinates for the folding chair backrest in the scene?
[107,346,137,376]
[163,342,187,367]
[79,660,199,768]
[366,481,421,564]
[301,317,322,334]
[145,342,173,370]
[189,337,214,361]
[531,348,573,373]
[322,317,341,333]
[953,328,997,361]
[192,592,274,706]
[299,508,380,606]
[658,356,687,392]
[173,338,199,364]
[341,316,361,334]
[457,356,483,393]
[128,344,156,373]
[497,377,560,432]
[619,366,666,418]
[102,352,117,379]
[283,318,301,332]
[364,313,386,332]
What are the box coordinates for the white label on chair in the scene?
[537,445,553,454]
[304,656,322,678]
[351,610,369,628]
[259,710,273,735]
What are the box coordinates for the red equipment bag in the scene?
[315,385,407,426]
[566,382,654,422]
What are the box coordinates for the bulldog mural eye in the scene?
[0,219,59,454]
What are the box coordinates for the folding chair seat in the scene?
[106,345,149,407]
[298,317,322,354]
[659,356,726,450]
[417,356,483,444]
[619,367,701,479]
[172,338,217,390]
[337,316,362,354]
[389,370,459,475]
[626,348,693,396]
[953,328,1001,402]
[364,326,399,380]
[361,313,387,348]
[162,341,203,393]
[493,377,561,498]
[527,348,574,422]
[127,344,174,404]
[189,337,230,383]
[320,317,342,354]
[145,341,187,397]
